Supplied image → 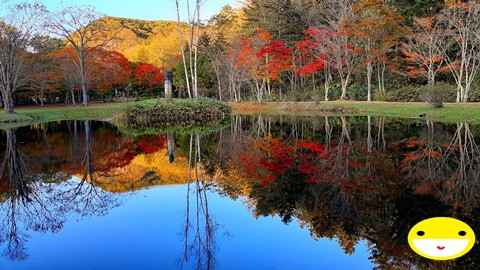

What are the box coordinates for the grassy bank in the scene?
[0,99,232,130]
[0,102,127,129]
[3,100,480,129]
[230,101,480,123]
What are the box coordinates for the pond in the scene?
[0,116,479,270]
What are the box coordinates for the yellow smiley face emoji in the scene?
[408,217,476,260]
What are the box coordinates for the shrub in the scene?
[122,98,232,127]
[347,83,368,101]
[379,86,421,102]
[419,83,454,108]
[469,85,480,102]
[374,90,389,101]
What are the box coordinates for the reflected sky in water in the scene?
[0,116,479,270]
[0,183,373,270]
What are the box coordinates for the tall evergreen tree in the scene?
[243,0,308,45]
[388,0,445,19]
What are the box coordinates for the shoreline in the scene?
[229,101,480,123]
[3,100,480,129]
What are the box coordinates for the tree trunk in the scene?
[463,81,471,103]
[214,65,222,101]
[324,80,330,101]
[81,81,88,106]
[79,58,89,106]
[1,92,15,114]
[367,62,373,102]
[174,0,192,99]
[340,73,350,100]
[65,91,70,104]
[69,85,75,106]
[40,85,44,107]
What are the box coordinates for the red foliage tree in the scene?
[87,49,132,98]
[237,29,293,103]
[133,63,166,95]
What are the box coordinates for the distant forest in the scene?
[1,0,479,112]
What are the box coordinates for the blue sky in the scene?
[12,0,238,21]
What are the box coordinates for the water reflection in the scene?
[0,128,59,261]
[168,133,176,164]
[0,116,479,269]
[0,123,127,261]
[180,134,225,270]
[226,115,480,269]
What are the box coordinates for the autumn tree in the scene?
[28,54,60,106]
[46,5,123,106]
[87,49,131,100]
[236,30,271,103]
[224,42,249,102]
[437,1,480,102]
[54,48,81,105]
[205,6,257,102]
[0,2,47,113]
[133,63,165,97]
[402,16,445,86]
[347,0,405,101]
[296,26,357,101]
[295,30,328,101]
[294,1,356,100]
[28,36,64,106]
[236,30,293,103]
[320,0,356,100]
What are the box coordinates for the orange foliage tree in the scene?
[346,0,405,100]
[402,16,446,85]
[28,52,62,106]
[236,29,293,103]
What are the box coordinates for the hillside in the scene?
[98,17,187,68]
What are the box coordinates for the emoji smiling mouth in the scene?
[413,239,469,258]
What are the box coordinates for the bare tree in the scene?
[46,5,122,106]
[437,2,480,102]
[320,0,355,100]
[0,2,47,113]
[174,0,206,99]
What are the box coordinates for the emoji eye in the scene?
[459,231,467,236]
[417,231,425,236]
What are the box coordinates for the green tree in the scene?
[243,0,308,46]
[174,52,216,98]
[389,0,445,19]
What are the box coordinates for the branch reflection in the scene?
[180,134,227,270]
[0,129,64,261]
[0,122,125,261]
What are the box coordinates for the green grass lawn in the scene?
[0,102,128,129]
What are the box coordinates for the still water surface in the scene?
[0,116,479,270]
